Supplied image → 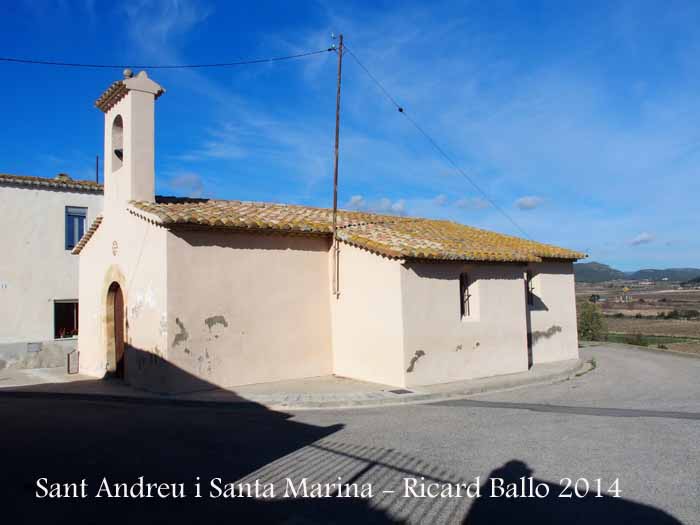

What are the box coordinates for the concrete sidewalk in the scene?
[0,358,587,410]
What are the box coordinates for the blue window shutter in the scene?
[65,212,73,249]
[78,215,85,241]
[65,207,88,250]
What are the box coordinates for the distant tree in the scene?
[666,310,681,320]
[624,333,648,347]
[578,303,607,341]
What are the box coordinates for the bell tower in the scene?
[95,70,165,213]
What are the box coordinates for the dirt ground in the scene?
[576,282,700,356]
[604,317,700,338]
[662,342,700,356]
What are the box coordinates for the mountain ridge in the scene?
[574,262,700,283]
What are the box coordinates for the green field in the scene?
[603,333,700,347]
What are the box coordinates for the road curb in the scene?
[0,359,590,412]
[259,358,590,411]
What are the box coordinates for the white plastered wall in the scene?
[77,210,168,389]
[526,260,579,364]
[399,261,530,387]
[163,230,333,392]
[330,243,406,387]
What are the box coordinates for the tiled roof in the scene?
[337,219,580,262]
[95,80,129,113]
[127,198,584,263]
[95,74,165,113]
[0,173,103,193]
[71,215,103,255]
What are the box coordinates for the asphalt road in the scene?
[2,345,698,524]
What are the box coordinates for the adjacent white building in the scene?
[0,173,102,366]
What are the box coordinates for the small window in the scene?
[459,273,471,318]
[54,301,79,338]
[526,271,535,306]
[65,206,87,250]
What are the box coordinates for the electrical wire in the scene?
[0,48,333,69]
[344,45,532,240]
[4,41,530,238]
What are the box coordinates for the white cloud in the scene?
[629,232,655,246]
[347,195,365,209]
[166,172,204,198]
[455,197,490,210]
[376,198,392,212]
[433,194,448,206]
[515,196,544,210]
[390,199,406,214]
[347,195,406,215]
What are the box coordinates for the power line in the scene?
[344,45,532,240]
[0,48,333,69]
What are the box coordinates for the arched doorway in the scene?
[106,282,125,379]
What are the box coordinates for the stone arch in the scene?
[102,265,127,376]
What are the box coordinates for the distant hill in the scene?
[574,262,626,283]
[574,262,700,283]
[630,268,700,282]
[682,276,700,287]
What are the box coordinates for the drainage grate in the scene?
[389,389,414,395]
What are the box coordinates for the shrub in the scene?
[658,344,668,350]
[624,333,648,347]
[578,303,607,341]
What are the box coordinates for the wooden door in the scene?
[112,284,125,379]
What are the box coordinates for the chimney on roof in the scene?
[95,70,165,213]
[55,173,72,181]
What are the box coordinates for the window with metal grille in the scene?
[459,273,471,318]
[526,271,535,306]
[65,206,87,250]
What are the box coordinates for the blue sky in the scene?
[1,0,699,270]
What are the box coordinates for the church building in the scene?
[75,71,584,393]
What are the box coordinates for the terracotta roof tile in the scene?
[126,198,584,263]
[95,75,165,113]
[71,215,103,255]
[0,173,103,193]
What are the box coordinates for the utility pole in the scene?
[95,155,99,184]
[331,33,344,297]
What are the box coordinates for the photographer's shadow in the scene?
[465,460,681,524]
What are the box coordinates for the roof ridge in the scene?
[0,173,103,193]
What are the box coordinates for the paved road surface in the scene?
[2,345,698,524]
